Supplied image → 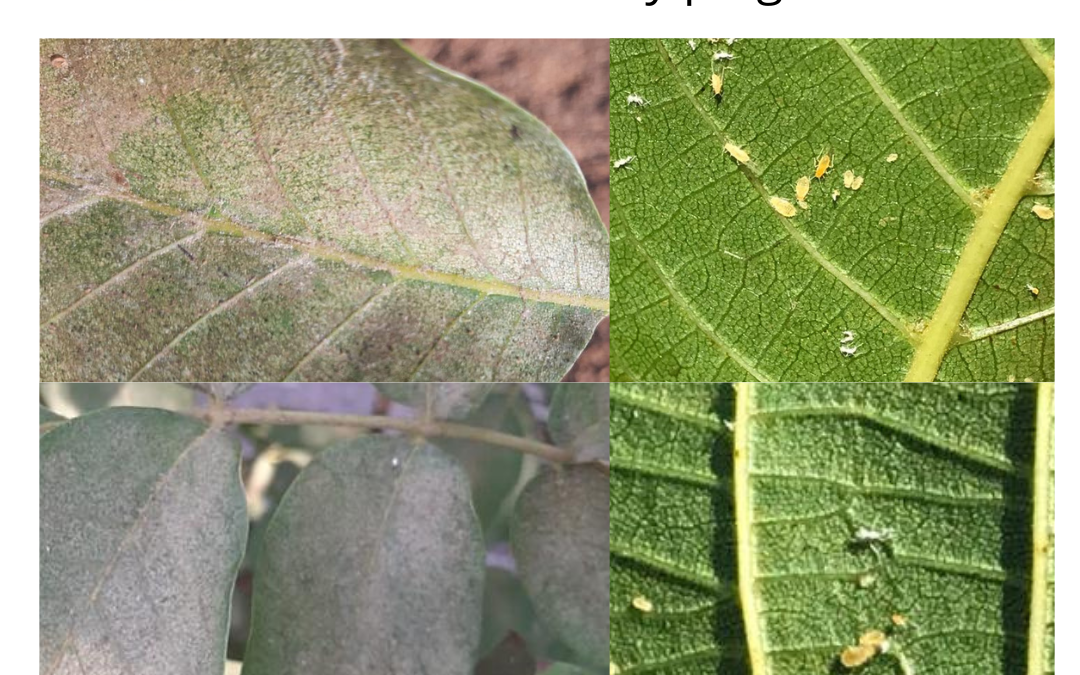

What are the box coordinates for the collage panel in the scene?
[40,382,610,674]
[609,382,1054,675]
[39,39,610,383]
[609,39,1054,383]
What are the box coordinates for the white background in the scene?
[10,14,1070,674]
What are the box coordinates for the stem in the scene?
[194,407,575,464]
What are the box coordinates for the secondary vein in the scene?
[835,39,977,210]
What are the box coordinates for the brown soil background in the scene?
[404,40,610,382]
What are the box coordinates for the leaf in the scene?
[609,384,744,674]
[40,408,247,675]
[609,382,1054,675]
[242,436,484,675]
[511,465,609,671]
[610,39,1054,382]
[550,383,611,461]
[40,39,608,382]
[375,382,496,420]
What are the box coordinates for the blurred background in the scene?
[41,382,603,672]
[405,40,611,383]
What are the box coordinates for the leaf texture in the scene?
[610,39,1053,382]
[40,39,608,382]
[242,436,484,675]
[40,408,247,675]
[610,383,1053,675]
[610,384,744,674]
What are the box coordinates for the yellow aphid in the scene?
[886,153,899,163]
[769,196,798,218]
[1032,203,1054,220]
[891,613,908,627]
[711,71,725,97]
[610,663,622,675]
[814,153,832,179]
[859,630,888,649]
[851,175,865,191]
[1027,284,1039,297]
[798,200,809,210]
[796,176,811,201]
[843,170,855,188]
[840,644,876,669]
[724,141,749,164]
[632,595,654,613]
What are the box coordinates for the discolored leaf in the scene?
[40,408,247,675]
[242,436,485,675]
[512,465,609,671]
[610,39,1054,382]
[40,39,608,382]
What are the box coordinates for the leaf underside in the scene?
[609,383,1053,675]
[610,39,1053,382]
[40,408,247,675]
[242,436,484,675]
[40,39,608,382]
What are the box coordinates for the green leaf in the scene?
[242,436,485,674]
[609,384,743,674]
[376,382,496,420]
[609,382,1054,675]
[610,39,1054,382]
[512,465,609,671]
[40,39,608,382]
[550,383,610,462]
[40,408,247,675]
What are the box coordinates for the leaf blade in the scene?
[40,408,246,675]
[610,38,1053,381]
[242,436,484,675]
[39,39,608,382]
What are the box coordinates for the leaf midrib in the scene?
[38,179,610,313]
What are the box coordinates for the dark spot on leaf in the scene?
[510,125,521,140]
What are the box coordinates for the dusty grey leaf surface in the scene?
[511,465,609,671]
[40,39,608,382]
[40,408,247,675]
[242,436,485,675]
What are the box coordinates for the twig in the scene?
[191,407,574,464]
